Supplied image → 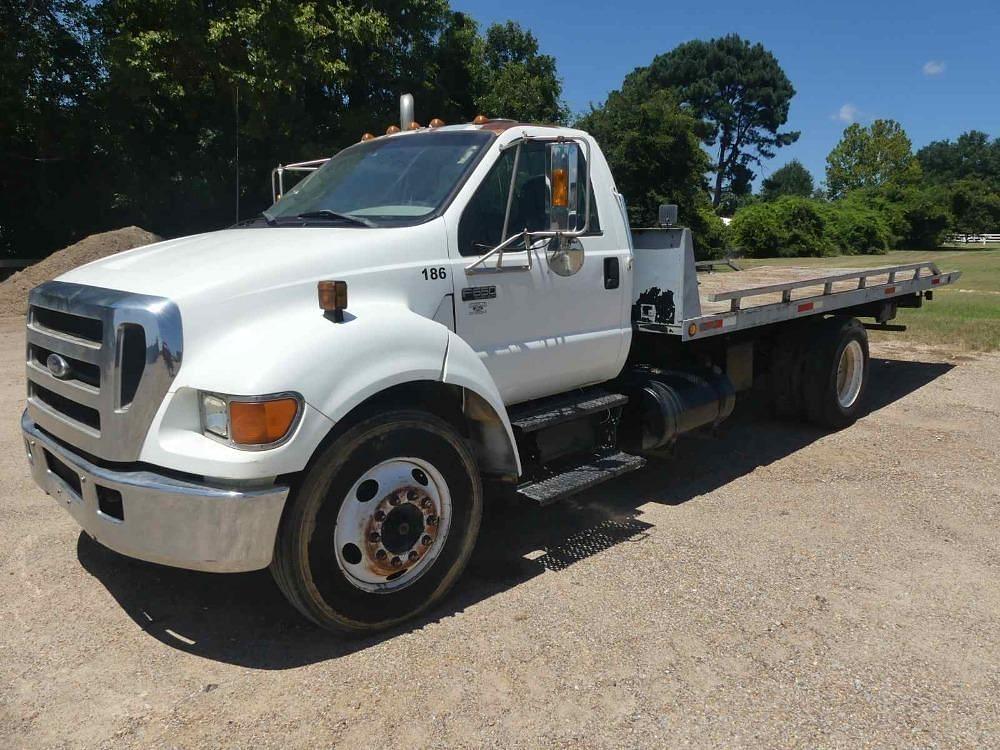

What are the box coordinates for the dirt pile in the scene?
[0,226,161,316]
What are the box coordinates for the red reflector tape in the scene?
[797,302,814,313]
[884,286,896,294]
[932,278,941,285]
[699,319,724,331]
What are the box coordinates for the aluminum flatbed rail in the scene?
[638,261,960,341]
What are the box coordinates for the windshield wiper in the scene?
[232,213,277,228]
[296,210,373,227]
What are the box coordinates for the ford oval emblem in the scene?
[46,353,71,380]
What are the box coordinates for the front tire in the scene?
[271,410,482,634]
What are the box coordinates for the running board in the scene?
[516,449,647,506]
[508,388,629,434]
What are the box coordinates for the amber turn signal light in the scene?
[318,280,348,322]
[551,167,569,207]
[230,398,299,446]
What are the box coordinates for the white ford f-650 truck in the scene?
[22,97,958,633]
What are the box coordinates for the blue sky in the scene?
[453,0,1000,191]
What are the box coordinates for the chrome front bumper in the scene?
[22,412,288,572]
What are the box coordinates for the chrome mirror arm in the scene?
[465,230,534,274]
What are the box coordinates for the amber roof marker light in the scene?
[473,114,489,125]
[429,118,445,128]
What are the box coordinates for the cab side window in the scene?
[458,142,599,257]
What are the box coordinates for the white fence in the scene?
[945,233,1000,244]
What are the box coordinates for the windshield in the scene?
[264,130,493,227]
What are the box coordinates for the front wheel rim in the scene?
[333,457,452,593]
[836,339,864,408]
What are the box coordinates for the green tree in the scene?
[761,160,814,201]
[2,1,567,258]
[575,87,725,257]
[473,22,567,123]
[947,179,1000,235]
[843,185,951,248]
[427,12,482,123]
[0,0,104,256]
[826,120,921,199]
[94,0,460,235]
[917,130,1000,188]
[628,34,799,207]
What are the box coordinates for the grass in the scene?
[739,246,1000,352]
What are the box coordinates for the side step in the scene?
[509,388,629,433]
[517,449,647,506]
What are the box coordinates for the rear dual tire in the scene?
[768,316,870,429]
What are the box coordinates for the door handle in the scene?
[604,257,620,289]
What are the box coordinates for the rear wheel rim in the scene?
[333,457,452,593]
[836,339,864,409]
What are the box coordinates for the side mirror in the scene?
[547,141,589,233]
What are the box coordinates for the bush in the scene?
[691,206,729,260]
[826,202,891,254]
[730,197,834,257]
[843,186,952,249]
[896,189,952,248]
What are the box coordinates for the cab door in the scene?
[444,137,631,405]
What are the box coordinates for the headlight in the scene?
[198,392,302,448]
[201,394,229,439]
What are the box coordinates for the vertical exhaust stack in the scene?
[399,94,414,131]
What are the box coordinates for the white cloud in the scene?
[923,60,946,76]
[833,103,860,123]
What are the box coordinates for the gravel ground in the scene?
[0,314,997,749]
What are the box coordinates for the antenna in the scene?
[234,85,240,223]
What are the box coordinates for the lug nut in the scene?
[389,495,401,506]
[368,531,380,543]
[374,510,386,522]
[408,550,419,561]
[375,549,387,560]
[390,556,402,568]
[422,535,433,546]
[406,489,418,502]
[420,497,432,509]
[426,515,438,526]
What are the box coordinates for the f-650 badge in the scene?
[461,286,496,301]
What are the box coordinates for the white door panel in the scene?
[444,132,631,405]
[450,237,628,404]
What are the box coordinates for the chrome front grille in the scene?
[26,281,183,462]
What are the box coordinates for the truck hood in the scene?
[57,225,440,306]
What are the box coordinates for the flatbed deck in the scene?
[678,262,959,340]
[696,264,937,315]
[630,228,961,341]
